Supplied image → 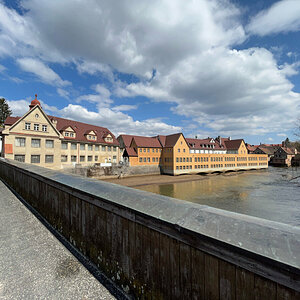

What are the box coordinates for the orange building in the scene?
[118,133,268,175]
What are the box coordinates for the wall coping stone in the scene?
[1,158,299,290]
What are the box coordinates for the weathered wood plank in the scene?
[150,230,161,299]
[180,242,192,299]
[277,284,300,300]
[219,259,236,300]
[236,266,254,300]
[191,247,205,300]
[205,253,219,300]
[254,275,276,300]
[170,238,180,299]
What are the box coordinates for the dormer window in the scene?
[104,133,113,143]
[62,126,76,138]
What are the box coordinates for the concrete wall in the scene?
[0,158,299,299]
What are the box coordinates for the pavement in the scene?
[0,180,116,300]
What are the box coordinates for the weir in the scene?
[0,158,299,299]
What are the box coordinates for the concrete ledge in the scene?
[0,158,299,298]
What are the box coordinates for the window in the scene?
[80,156,85,162]
[183,149,185,153]
[176,158,179,162]
[156,157,158,162]
[139,158,142,162]
[140,149,142,152]
[42,125,47,132]
[71,143,77,150]
[108,146,111,151]
[61,155,68,162]
[144,148,146,152]
[80,144,85,150]
[147,158,150,162]
[71,155,77,162]
[46,140,54,148]
[152,157,155,162]
[95,156,98,161]
[65,132,69,137]
[70,133,74,137]
[102,145,106,151]
[113,146,117,152]
[45,155,54,163]
[88,145,93,151]
[178,149,180,153]
[95,145,99,151]
[31,139,41,148]
[34,124,39,131]
[31,155,40,164]
[152,149,155,153]
[147,148,150,152]
[144,158,146,162]
[15,137,25,147]
[14,155,25,162]
[88,156,92,161]
[25,123,31,130]
[61,142,68,149]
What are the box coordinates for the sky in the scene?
[0,0,300,144]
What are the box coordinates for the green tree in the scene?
[0,98,12,127]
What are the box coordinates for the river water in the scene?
[136,167,300,226]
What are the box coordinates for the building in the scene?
[117,135,162,166]
[1,96,120,169]
[254,145,280,163]
[119,133,268,175]
[272,146,297,167]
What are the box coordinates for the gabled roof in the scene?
[124,147,138,157]
[4,107,119,146]
[255,146,279,155]
[246,144,258,152]
[159,133,183,147]
[223,139,244,150]
[277,146,296,155]
[132,136,162,148]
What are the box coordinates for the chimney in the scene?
[282,141,285,147]
[228,136,231,140]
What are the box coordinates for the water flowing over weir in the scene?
[0,158,299,299]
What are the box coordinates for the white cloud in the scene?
[112,104,137,112]
[17,58,71,87]
[247,0,300,36]
[7,99,29,116]
[1,1,300,138]
[267,137,274,142]
[277,133,287,137]
[57,88,69,99]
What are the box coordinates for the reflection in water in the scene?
[137,167,300,226]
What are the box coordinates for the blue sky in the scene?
[0,0,300,144]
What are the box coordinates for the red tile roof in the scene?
[124,147,138,157]
[4,116,20,125]
[4,114,119,146]
[132,136,162,148]
[280,147,296,155]
[158,133,182,147]
[224,139,244,150]
[118,135,136,148]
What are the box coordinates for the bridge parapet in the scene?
[0,158,299,299]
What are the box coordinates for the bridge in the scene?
[0,158,299,299]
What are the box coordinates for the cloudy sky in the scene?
[0,0,300,144]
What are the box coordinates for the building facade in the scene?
[1,97,120,169]
[118,133,268,175]
[272,147,297,167]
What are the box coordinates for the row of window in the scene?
[176,157,193,163]
[139,157,160,163]
[211,164,223,168]
[249,163,258,166]
[139,148,161,153]
[25,122,47,132]
[237,157,247,161]
[237,163,248,167]
[16,138,54,148]
[259,162,268,165]
[15,154,53,164]
[15,138,118,151]
[194,165,209,169]
[14,154,117,164]
[176,165,193,170]
[259,157,268,161]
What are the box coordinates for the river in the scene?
[135,167,300,226]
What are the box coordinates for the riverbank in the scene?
[101,170,246,187]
